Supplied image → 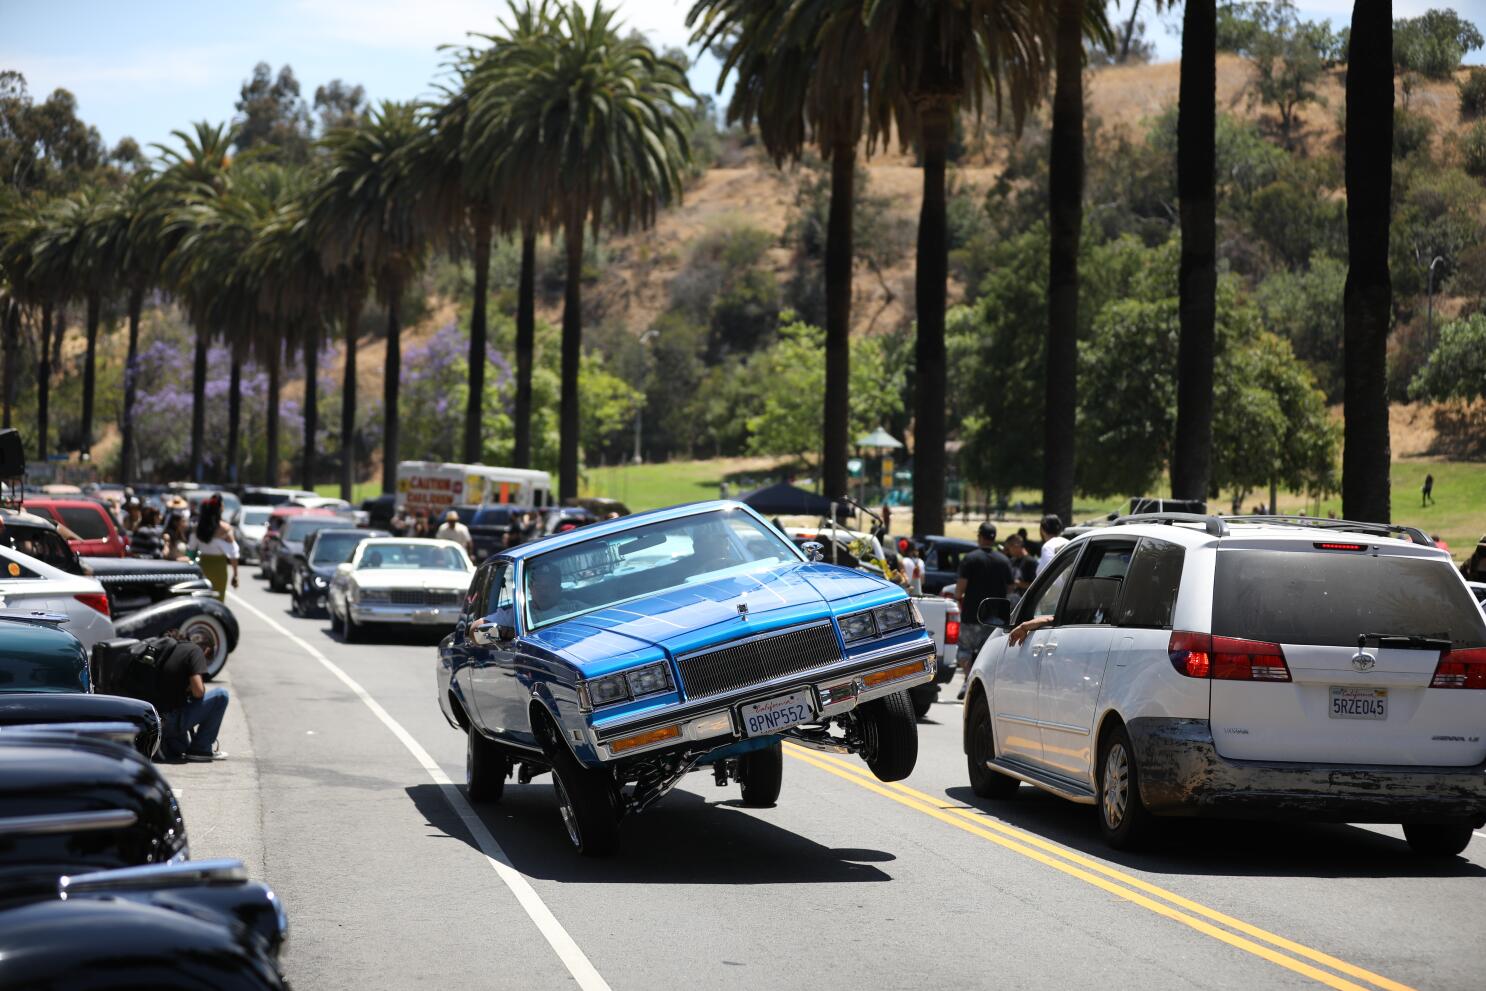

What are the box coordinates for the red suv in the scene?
[25,498,128,557]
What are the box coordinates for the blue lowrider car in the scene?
[437,501,936,854]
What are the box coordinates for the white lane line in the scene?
[232,596,611,991]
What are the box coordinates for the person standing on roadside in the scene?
[436,510,473,554]
[129,506,165,559]
[1037,514,1069,575]
[188,494,239,600]
[898,538,924,595]
[954,522,1012,700]
[1003,533,1037,605]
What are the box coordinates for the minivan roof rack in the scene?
[1108,512,1229,537]
[1223,515,1433,547]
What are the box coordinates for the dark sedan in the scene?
[291,527,389,617]
[267,514,349,593]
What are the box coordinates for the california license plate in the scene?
[411,608,443,624]
[741,691,815,737]
[1329,686,1387,720]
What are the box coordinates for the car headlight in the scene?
[874,600,915,634]
[312,575,328,588]
[580,674,630,709]
[839,610,878,643]
[625,662,674,698]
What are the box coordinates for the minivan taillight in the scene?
[74,592,111,617]
[945,610,960,646]
[1430,647,1486,689]
[1168,632,1291,682]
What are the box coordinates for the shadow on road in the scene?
[942,785,1486,880]
[406,782,896,884]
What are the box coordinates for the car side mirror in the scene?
[802,541,824,562]
[473,609,516,646]
[977,597,1012,629]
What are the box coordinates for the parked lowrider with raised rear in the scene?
[436,501,935,855]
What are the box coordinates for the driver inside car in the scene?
[689,524,736,575]
[528,560,565,624]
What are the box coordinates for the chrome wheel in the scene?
[553,775,581,848]
[1102,743,1130,829]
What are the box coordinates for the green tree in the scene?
[1219,1,1337,149]
[1394,8,1483,81]
[233,63,312,163]
[0,72,107,196]
[312,80,367,133]
[465,2,692,500]
[1409,313,1486,402]
[1253,254,1346,399]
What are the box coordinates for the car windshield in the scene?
[310,532,368,565]
[283,517,341,541]
[357,542,468,571]
[240,508,272,526]
[522,508,800,629]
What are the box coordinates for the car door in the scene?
[992,546,1080,767]
[1036,539,1134,781]
[468,564,534,746]
[448,565,490,726]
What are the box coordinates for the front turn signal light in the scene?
[608,724,681,754]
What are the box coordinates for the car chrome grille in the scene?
[676,623,843,700]
[385,588,462,606]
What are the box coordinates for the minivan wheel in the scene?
[967,696,1020,799]
[1402,823,1472,858]
[1097,723,1152,850]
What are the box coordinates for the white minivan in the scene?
[963,515,1486,857]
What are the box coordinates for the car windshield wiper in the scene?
[1357,634,1453,651]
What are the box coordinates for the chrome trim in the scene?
[59,858,248,898]
[0,722,139,747]
[995,712,1041,729]
[0,809,138,837]
[592,639,937,744]
[673,620,834,665]
[988,757,1097,805]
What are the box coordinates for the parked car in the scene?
[241,486,316,507]
[0,510,238,678]
[437,501,934,855]
[0,614,159,757]
[329,538,474,640]
[259,508,337,589]
[25,497,129,557]
[236,506,274,564]
[468,505,532,561]
[963,513,1486,857]
[290,528,389,617]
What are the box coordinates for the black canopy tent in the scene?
[737,482,848,521]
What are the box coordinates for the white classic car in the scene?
[327,538,474,641]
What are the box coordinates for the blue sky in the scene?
[1,0,1478,153]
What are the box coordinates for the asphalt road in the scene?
[163,578,1486,991]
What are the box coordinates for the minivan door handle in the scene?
[1030,645,1044,658]
[1044,642,1057,655]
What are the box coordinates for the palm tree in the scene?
[689,0,875,502]
[154,123,235,480]
[20,197,77,462]
[1170,0,1216,504]
[465,2,693,500]
[315,102,427,494]
[860,0,1053,536]
[1341,2,1393,523]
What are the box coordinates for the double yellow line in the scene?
[784,744,1416,991]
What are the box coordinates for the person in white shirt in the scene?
[897,538,924,595]
[187,494,239,599]
[436,510,473,554]
[1036,513,1069,575]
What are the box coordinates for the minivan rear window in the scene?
[1213,549,1486,647]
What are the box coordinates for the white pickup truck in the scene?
[783,524,959,719]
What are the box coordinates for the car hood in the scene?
[525,563,894,668]
[351,569,471,590]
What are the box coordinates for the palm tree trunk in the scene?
[464,212,493,465]
[913,104,951,537]
[302,323,319,491]
[559,215,584,502]
[80,290,101,456]
[1342,1,1393,523]
[190,324,208,482]
[266,342,281,486]
[381,288,402,494]
[822,141,855,502]
[513,227,536,470]
[2,299,18,428]
[1171,0,1216,503]
[340,297,359,501]
[50,305,64,373]
[120,288,142,483]
[37,301,52,462]
[1044,0,1084,528]
[227,350,242,485]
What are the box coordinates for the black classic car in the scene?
[291,527,389,617]
[0,508,239,677]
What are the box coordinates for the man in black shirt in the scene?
[955,522,1013,699]
[150,633,230,762]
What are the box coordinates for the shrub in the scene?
[1393,108,1434,160]
[1463,122,1486,180]
[1460,67,1486,120]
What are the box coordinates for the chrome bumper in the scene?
[350,603,461,625]
[586,639,936,762]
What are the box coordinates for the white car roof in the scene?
[1072,518,1445,558]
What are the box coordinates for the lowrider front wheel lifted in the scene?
[737,742,783,807]
[466,727,507,803]
[539,724,620,856]
[856,690,918,783]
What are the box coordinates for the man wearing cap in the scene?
[954,521,1013,700]
[435,510,473,554]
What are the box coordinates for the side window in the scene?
[1115,538,1185,629]
[464,565,491,618]
[1060,540,1137,626]
[491,565,515,614]
[938,547,962,572]
[1015,546,1080,625]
